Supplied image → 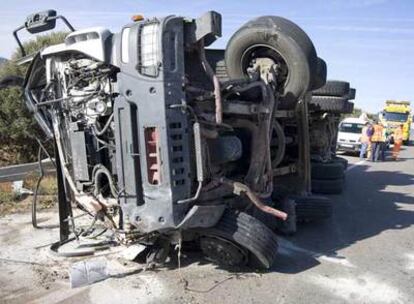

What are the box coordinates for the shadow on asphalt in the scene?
[166,163,414,274]
[272,164,414,274]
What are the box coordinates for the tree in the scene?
[341,106,377,122]
[0,32,67,165]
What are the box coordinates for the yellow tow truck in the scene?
[379,100,412,144]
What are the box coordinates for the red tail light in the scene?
[144,127,161,185]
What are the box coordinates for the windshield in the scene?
[384,112,409,122]
[339,123,365,134]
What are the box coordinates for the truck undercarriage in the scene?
[5,10,335,269]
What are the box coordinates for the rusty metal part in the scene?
[218,178,288,221]
[199,40,222,124]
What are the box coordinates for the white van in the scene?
[337,117,367,152]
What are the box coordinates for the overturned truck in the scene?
[8,10,331,268]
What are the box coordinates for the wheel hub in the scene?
[200,235,248,266]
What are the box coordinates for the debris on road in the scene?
[70,258,109,288]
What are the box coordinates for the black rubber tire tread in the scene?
[225,16,317,106]
[200,210,278,269]
[311,178,344,194]
[309,96,349,113]
[239,16,318,74]
[311,161,344,180]
[346,88,356,100]
[312,80,350,97]
[332,156,348,170]
[250,207,278,231]
[293,195,333,221]
[343,101,355,114]
[311,57,327,90]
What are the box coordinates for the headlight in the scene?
[121,27,131,63]
[139,23,160,76]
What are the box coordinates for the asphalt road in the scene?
[0,146,413,304]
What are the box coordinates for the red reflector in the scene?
[144,127,161,185]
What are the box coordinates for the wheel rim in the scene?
[200,235,248,267]
[240,44,289,93]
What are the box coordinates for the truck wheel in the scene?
[311,178,344,194]
[309,96,349,113]
[198,209,278,269]
[249,198,297,235]
[311,161,344,180]
[332,156,348,170]
[311,57,327,90]
[293,195,333,222]
[343,101,355,114]
[225,16,318,107]
[312,80,350,97]
[346,88,356,100]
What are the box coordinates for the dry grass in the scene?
[0,174,58,215]
[24,174,58,195]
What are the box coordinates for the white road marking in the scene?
[308,274,405,304]
[278,238,356,268]
[347,160,365,171]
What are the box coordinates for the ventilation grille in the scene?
[169,122,186,187]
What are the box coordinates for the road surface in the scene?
[0,146,413,304]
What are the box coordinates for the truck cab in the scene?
[379,100,411,144]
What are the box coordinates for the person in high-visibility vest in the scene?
[360,123,371,159]
[392,124,404,160]
[370,122,386,162]
[366,124,374,159]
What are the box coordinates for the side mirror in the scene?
[25,10,57,34]
[13,10,75,57]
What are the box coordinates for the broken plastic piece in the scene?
[69,258,109,288]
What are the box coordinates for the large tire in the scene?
[250,198,296,235]
[346,88,356,100]
[332,156,348,170]
[311,161,344,180]
[312,57,327,90]
[312,80,350,97]
[312,178,344,194]
[309,96,349,113]
[225,16,318,107]
[199,209,278,269]
[343,101,354,114]
[294,195,333,221]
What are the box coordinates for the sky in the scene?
[0,0,414,113]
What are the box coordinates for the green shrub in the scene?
[0,32,67,165]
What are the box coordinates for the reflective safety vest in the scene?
[360,126,370,143]
[394,127,404,143]
[371,124,385,142]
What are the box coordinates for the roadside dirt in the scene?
[0,195,56,215]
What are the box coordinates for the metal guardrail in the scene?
[0,159,55,182]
